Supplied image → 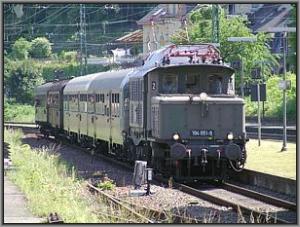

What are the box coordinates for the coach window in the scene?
[63,95,69,110]
[101,94,105,115]
[34,97,40,107]
[112,93,116,117]
[52,94,59,107]
[95,94,99,114]
[72,94,79,111]
[116,93,120,117]
[80,94,87,112]
[88,94,95,113]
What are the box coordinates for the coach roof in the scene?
[88,68,134,91]
[35,81,54,95]
[63,73,99,95]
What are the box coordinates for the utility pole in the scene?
[80,4,83,76]
[83,4,87,75]
[212,4,219,43]
[281,32,287,151]
[240,60,245,98]
[80,4,87,76]
[267,27,296,151]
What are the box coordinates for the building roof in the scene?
[115,29,143,44]
[137,4,196,25]
[248,4,292,32]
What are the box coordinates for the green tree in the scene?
[5,60,44,103]
[171,5,279,87]
[29,37,52,59]
[10,37,31,60]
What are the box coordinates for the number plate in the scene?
[190,129,214,137]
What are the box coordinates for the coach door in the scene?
[110,92,121,144]
[103,91,112,146]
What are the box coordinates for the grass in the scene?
[4,101,35,123]
[245,139,296,179]
[3,128,164,223]
[5,128,102,223]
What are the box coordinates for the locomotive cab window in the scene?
[185,74,199,94]
[160,74,178,94]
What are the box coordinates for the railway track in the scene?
[6,124,297,223]
[221,182,296,212]
[86,182,200,223]
[86,182,154,223]
[247,132,296,142]
[169,180,296,224]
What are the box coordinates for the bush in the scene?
[4,99,35,122]
[10,37,31,60]
[245,72,296,120]
[59,51,77,62]
[97,180,116,191]
[41,61,111,81]
[30,37,52,59]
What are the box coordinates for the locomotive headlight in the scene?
[199,92,208,100]
[172,133,180,141]
[227,132,234,140]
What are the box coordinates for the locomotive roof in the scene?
[35,81,55,95]
[128,44,235,79]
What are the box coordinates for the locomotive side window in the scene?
[208,75,223,94]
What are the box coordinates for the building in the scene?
[136,4,196,54]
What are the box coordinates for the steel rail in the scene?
[119,199,201,223]
[247,132,296,141]
[86,182,154,223]
[180,184,291,224]
[154,176,292,224]
[4,121,36,125]
[4,122,38,129]
[221,182,296,212]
